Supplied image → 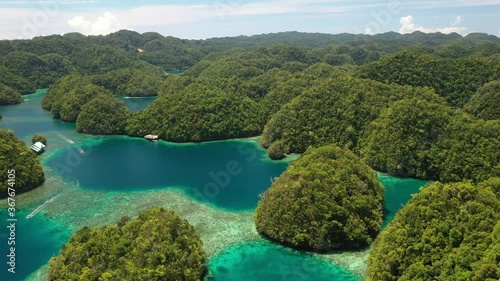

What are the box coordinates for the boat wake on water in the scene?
[26,194,61,219]
[57,134,75,144]
[57,134,87,154]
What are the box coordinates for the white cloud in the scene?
[451,16,463,26]
[215,0,388,18]
[68,12,128,35]
[415,0,500,8]
[112,5,213,26]
[0,1,496,39]
[399,15,467,35]
[436,26,467,34]
[400,15,432,33]
[0,7,64,39]
[112,1,366,27]
[364,26,375,35]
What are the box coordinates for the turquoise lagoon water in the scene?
[0,210,71,281]
[207,175,430,280]
[0,91,75,139]
[45,138,429,214]
[378,173,430,227]
[44,137,289,211]
[207,241,358,281]
[0,93,430,280]
[115,96,157,111]
[166,70,184,76]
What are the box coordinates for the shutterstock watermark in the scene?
[353,0,402,35]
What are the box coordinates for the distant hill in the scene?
[0,30,497,99]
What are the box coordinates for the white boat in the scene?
[144,134,159,141]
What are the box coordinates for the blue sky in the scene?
[0,0,498,39]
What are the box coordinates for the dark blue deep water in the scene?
[45,138,289,211]
[0,91,75,138]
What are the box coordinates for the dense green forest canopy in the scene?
[0,129,45,197]
[360,96,453,179]
[0,65,38,94]
[90,67,166,97]
[0,83,23,105]
[141,54,354,145]
[42,75,112,122]
[464,80,500,120]
[367,180,500,281]
[48,207,207,281]
[430,113,500,183]
[76,95,129,135]
[479,177,500,198]
[358,50,499,107]
[31,134,47,145]
[0,30,497,97]
[126,80,263,142]
[254,145,384,252]
[0,51,75,94]
[71,45,134,74]
[261,77,443,157]
[360,97,500,182]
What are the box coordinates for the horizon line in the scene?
[3,29,500,42]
